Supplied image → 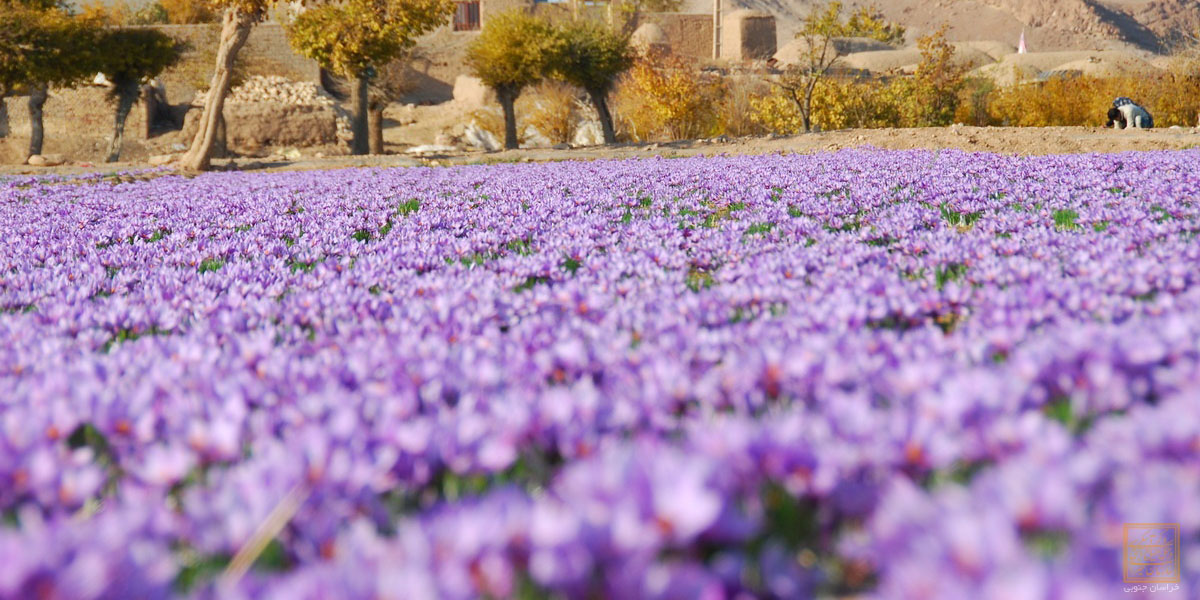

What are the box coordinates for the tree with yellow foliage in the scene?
[179,0,277,170]
[466,10,564,150]
[774,2,903,132]
[287,0,453,155]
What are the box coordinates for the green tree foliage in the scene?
[287,0,452,155]
[773,2,903,132]
[0,3,100,156]
[550,19,634,145]
[466,10,564,150]
[93,28,183,162]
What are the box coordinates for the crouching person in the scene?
[1107,97,1153,129]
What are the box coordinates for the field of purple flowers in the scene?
[1,149,1199,599]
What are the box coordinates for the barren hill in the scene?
[685,0,1199,53]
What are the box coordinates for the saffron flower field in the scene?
[2,149,1199,599]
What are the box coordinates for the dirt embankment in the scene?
[2,126,1198,177]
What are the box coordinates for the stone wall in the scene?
[0,87,166,164]
[152,23,321,104]
[642,13,715,60]
[399,26,483,105]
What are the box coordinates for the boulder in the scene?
[452,75,494,108]
[463,124,500,152]
[26,153,65,166]
[631,23,670,55]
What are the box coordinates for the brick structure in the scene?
[641,13,714,60]
[720,10,776,61]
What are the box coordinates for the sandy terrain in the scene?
[699,0,1198,52]
[2,126,1197,177]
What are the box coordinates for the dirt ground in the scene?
[2,125,1198,177]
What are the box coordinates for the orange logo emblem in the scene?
[1123,523,1181,584]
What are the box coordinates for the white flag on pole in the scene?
[1018,28,1027,54]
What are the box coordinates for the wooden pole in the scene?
[712,0,721,60]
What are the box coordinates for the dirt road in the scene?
[2,126,1197,177]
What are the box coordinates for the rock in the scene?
[573,121,603,147]
[463,124,500,152]
[406,144,458,155]
[26,154,65,166]
[631,23,670,55]
[434,132,454,147]
[551,143,570,150]
[282,148,302,160]
[148,154,177,166]
[452,75,494,108]
[315,152,326,159]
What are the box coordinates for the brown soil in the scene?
[2,126,1197,177]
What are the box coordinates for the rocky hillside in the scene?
[688,0,1199,53]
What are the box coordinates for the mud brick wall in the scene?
[643,13,715,60]
[152,23,321,104]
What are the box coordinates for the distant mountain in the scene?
[683,0,1199,53]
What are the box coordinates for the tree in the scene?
[159,0,217,23]
[551,19,633,145]
[179,0,276,171]
[889,26,967,127]
[466,10,564,150]
[773,2,903,132]
[287,0,452,155]
[367,60,416,154]
[94,28,183,162]
[78,0,132,26]
[0,3,99,157]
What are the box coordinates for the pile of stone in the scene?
[194,76,351,139]
[195,76,336,106]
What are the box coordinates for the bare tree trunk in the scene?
[27,84,48,159]
[0,92,9,139]
[498,88,519,150]
[182,8,253,171]
[106,83,140,163]
[588,89,616,145]
[214,113,227,158]
[141,83,156,139]
[350,75,369,155]
[368,105,384,154]
[801,80,815,133]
